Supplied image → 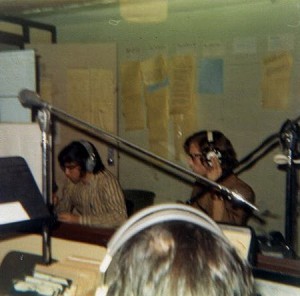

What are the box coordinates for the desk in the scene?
[1,222,300,295]
[0,250,101,296]
[256,253,300,278]
[0,232,107,266]
[51,222,115,247]
[0,251,45,296]
[0,231,106,296]
[51,222,300,278]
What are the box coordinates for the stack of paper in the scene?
[34,256,101,296]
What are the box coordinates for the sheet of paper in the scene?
[67,68,116,132]
[0,201,29,225]
[198,58,224,94]
[122,94,145,130]
[261,52,293,109]
[121,61,142,95]
[90,68,116,133]
[140,54,168,86]
[0,123,42,191]
[121,61,145,130]
[145,87,169,134]
[169,55,196,114]
[67,68,90,121]
[145,87,169,158]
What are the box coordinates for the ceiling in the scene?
[0,0,273,17]
[0,0,116,16]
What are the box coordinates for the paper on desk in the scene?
[0,201,29,224]
[35,257,100,296]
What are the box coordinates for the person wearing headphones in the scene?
[183,130,255,225]
[55,140,127,228]
[96,204,254,296]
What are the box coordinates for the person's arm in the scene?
[55,181,73,214]
[222,202,249,225]
[222,181,255,225]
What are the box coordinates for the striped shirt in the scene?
[56,169,128,228]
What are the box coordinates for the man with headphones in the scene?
[183,130,255,225]
[55,140,127,227]
[96,204,254,296]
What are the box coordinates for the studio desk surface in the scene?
[1,222,300,296]
[52,222,300,278]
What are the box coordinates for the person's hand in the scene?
[206,156,222,181]
[57,212,80,224]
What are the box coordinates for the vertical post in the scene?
[37,109,52,264]
[285,158,297,250]
[281,120,299,251]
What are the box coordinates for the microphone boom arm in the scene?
[19,89,258,213]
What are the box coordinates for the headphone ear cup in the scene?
[205,131,222,166]
[79,140,96,172]
[205,150,222,166]
[206,150,222,161]
[206,151,218,161]
[86,156,96,172]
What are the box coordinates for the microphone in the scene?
[230,191,258,212]
[19,89,48,109]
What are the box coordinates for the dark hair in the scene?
[58,140,105,174]
[106,222,253,296]
[184,130,239,172]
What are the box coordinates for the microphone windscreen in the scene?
[19,89,46,109]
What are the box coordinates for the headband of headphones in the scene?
[100,203,227,274]
[79,140,96,172]
[207,130,214,143]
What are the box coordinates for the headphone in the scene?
[96,203,228,296]
[204,131,222,165]
[79,140,96,172]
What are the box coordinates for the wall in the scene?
[29,0,300,251]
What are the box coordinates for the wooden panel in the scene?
[26,43,118,190]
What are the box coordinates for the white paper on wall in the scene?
[0,49,36,123]
[0,123,42,191]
